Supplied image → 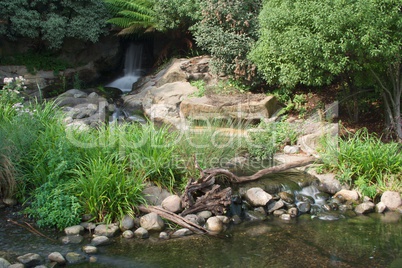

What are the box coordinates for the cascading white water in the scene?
[106,43,143,92]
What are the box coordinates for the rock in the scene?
[297,123,338,156]
[82,245,98,254]
[288,207,298,217]
[159,232,169,239]
[267,199,284,213]
[16,253,42,267]
[171,228,193,238]
[244,210,267,221]
[122,230,135,239]
[48,252,65,265]
[297,202,311,213]
[141,186,171,206]
[65,225,84,235]
[376,202,387,213]
[180,95,279,122]
[381,191,402,210]
[279,214,292,221]
[140,212,165,231]
[65,252,86,264]
[2,198,17,206]
[273,210,285,217]
[94,224,120,237]
[91,236,110,246]
[161,195,183,213]
[120,214,136,231]
[184,214,204,226]
[61,235,84,244]
[81,222,96,231]
[333,189,359,202]
[205,216,224,233]
[197,211,213,220]
[278,192,295,203]
[216,215,230,224]
[244,187,273,207]
[8,264,24,268]
[134,227,149,239]
[355,202,375,214]
[283,145,300,154]
[0,257,11,268]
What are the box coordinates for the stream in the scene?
[1,170,401,268]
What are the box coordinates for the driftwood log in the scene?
[142,156,316,235]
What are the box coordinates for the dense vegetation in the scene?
[0,0,401,229]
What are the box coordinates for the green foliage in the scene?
[249,0,402,138]
[72,154,145,223]
[0,0,109,49]
[104,0,156,35]
[0,52,72,75]
[153,0,201,31]
[190,80,206,97]
[247,121,300,160]
[192,0,262,81]
[320,128,402,198]
[24,182,82,229]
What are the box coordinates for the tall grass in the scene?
[321,128,402,198]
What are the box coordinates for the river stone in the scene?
[81,222,96,231]
[61,235,84,244]
[376,202,387,213]
[245,187,272,207]
[142,186,171,206]
[65,225,84,235]
[2,198,17,206]
[0,257,11,268]
[120,214,136,231]
[122,230,134,239]
[48,252,66,265]
[283,145,300,154]
[273,209,285,217]
[161,195,182,213]
[94,224,120,237]
[134,227,149,239]
[205,216,224,233]
[159,232,169,239]
[244,210,267,221]
[333,189,359,202]
[288,207,298,217]
[197,210,213,220]
[381,191,402,210]
[91,236,110,246]
[140,212,165,231]
[216,215,230,224]
[17,253,41,267]
[171,228,193,238]
[297,202,311,213]
[267,199,285,213]
[278,192,295,204]
[184,214,204,226]
[279,214,291,221]
[82,245,98,254]
[65,252,86,264]
[8,264,24,268]
[355,202,375,214]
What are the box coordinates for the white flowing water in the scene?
[106,43,143,92]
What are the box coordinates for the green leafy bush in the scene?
[320,128,402,198]
[25,182,82,229]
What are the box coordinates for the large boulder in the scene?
[381,191,402,210]
[244,187,273,207]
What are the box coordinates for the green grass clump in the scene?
[247,121,300,160]
[321,128,402,198]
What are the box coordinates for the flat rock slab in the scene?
[180,95,278,121]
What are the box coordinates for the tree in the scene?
[0,0,109,50]
[249,0,402,140]
[192,0,262,81]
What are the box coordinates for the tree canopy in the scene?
[0,0,109,50]
[249,0,402,140]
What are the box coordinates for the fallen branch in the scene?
[7,219,57,242]
[202,156,317,183]
[138,205,209,235]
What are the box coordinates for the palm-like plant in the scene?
[104,0,156,35]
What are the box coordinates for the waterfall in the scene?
[106,43,143,92]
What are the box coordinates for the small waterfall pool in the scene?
[106,43,144,92]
